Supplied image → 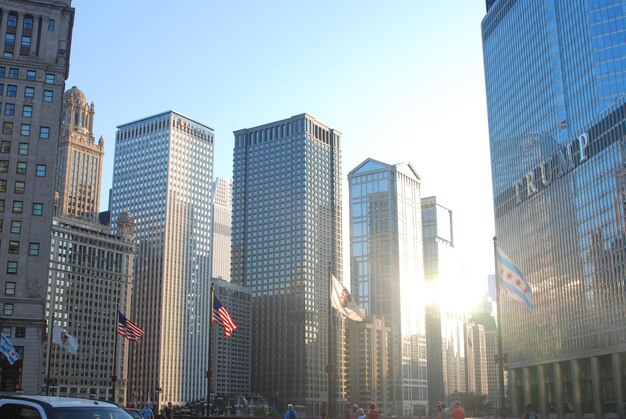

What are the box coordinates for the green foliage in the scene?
[461,392,491,416]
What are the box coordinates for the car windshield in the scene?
[50,407,134,419]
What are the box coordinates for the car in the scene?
[126,408,143,419]
[0,394,135,418]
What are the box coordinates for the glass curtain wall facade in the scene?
[421,196,454,410]
[110,111,214,408]
[232,114,344,417]
[482,1,626,417]
[348,158,427,416]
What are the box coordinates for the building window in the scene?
[12,200,22,214]
[1,327,11,337]
[0,180,6,192]
[0,141,9,153]
[32,203,43,215]
[15,327,25,338]
[3,303,14,315]
[36,164,45,177]
[18,143,28,155]
[8,240,19,254]
[26,70,36,81]
[22,105,32,118]
[5,33,15,46]
[28,242,39,256]
[14,181,25,194]
[20,36,31,49]
[6,261,17,274]
[6,85,16,97]
[8,68,18,78]
[45,74,55,84]
[43,90,53,102]
[2,122,12,134]
[48,19,55,32]
[0,67,5,77]
[16,162,26,175]
[10,220,21,234]
[0,83,4,96]
[4,282,15,295]
[23,17,33,30]
[0,199,4,212]
[4,103,14,115]
[0,160,8,173]
[24,86,34,99]
[7,15,17,28]
[39,127,50,139]
[20,124,30,136]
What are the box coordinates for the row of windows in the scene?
[2,122,50,138]
[3,13,55,31]
[0,180,47,195]
[0,83,53,101]
[3,240,39,255]
[0,325,25,338]
[0,141,29,155]
[0,199,44,215]
[0,161,46,175]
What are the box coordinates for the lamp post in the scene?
[154,387,162,414]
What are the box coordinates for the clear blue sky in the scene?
[68,0,494,296]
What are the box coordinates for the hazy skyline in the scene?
[67,0,493,301]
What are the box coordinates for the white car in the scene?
[0,395,135,419]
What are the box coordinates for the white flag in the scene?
[330,275,364,321]
[52,324,79,354]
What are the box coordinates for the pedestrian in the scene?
[436,403,444,419]
[284,404,298,419]
[350,405,359,419]
[164,402,173,419]
[451,401,465,419]
[522,403,539,419]
[357,408,366,419]
[441,402,450,419]
[367,403,379,419]
[140,403,154,419]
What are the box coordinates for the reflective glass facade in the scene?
[111,111,214,408]
[348,159,427,416]
[483,1,626,416]
[232,114,344,416]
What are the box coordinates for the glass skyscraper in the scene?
[348,158,427,416]
[482,1,626,416]
[110,111,214,409]
[232,114,344,417]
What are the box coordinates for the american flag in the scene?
[118,312,145,343]
[212,296,237,338]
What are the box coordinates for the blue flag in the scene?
[496,247,533,309]
[1,334,19,365]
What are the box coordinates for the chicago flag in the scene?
[496,247,533,309]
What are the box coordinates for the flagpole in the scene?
[45,275,58,396]
[493,237,506,419]
[112,305,119,403]
[327,262,333,419]
[207,282,215,416]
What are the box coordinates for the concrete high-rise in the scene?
[46,211,135,403]
[0,0,74,393]
[232,114,344,416]
[348,158,427,416]
[483,1,626,416]
[110,111,214,409]
[55,86,103,221]
[210,178,232,281]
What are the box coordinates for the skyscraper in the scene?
[110,111,214,409]
[0,0,74,393]
[232,114,343,416]
[55,86,104,221]
[482,1,626,416]
[210,177,232,281]
[348,158,427,416]
[421,196,455,409]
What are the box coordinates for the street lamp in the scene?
[154,387,162,413]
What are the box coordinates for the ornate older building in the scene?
[55,86,103,222]
[0,0,74,393]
